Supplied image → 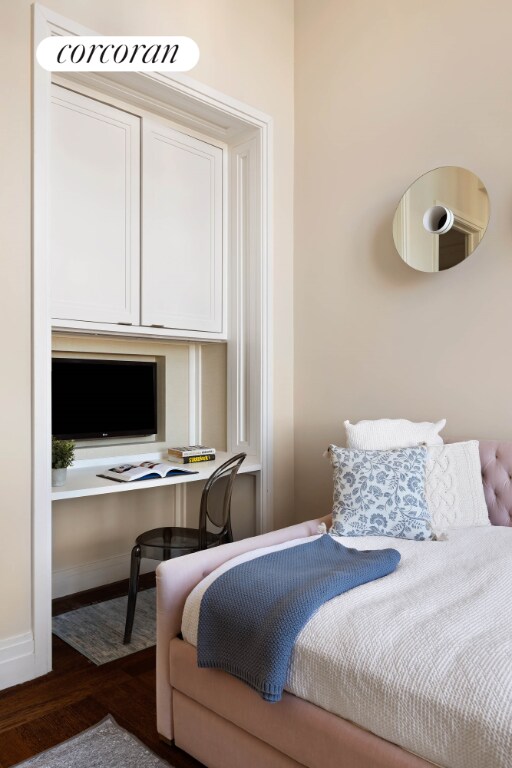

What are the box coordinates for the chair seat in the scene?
[136,526,219,554]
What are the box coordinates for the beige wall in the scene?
[0,2,33,640]
[294,0,512,519]
[0,0,294,642]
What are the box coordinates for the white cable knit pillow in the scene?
[345,418,446,451]
[426,441,490,536]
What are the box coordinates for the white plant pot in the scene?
[52,467,68,487]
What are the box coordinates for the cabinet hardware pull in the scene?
[150,324,165,328]
[118,321,133,325]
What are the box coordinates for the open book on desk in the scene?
[97,460,199,483]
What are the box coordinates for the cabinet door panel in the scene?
[142,120,223,333]
[50,86,140,324]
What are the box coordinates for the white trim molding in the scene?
[228,133,273,534]
[188,343,203,444]
[432,198,486,269]
[0,632,36,690]
[174,484,188,528]
[28,3,274,688]
[31,1,54,690]
[52,554,156,600]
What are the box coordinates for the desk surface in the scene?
[52,452,261,501]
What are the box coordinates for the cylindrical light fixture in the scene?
[423,205,454,234]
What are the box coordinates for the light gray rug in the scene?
[13,715,171,767]
[52,588,156,665]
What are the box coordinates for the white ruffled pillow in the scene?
[345,418,446,451]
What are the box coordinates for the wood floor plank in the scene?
[0,729,34,767]
[0,699,105,767]
[0,666,132,733]
[50,635,93,675]
[115,645,156,677]
[136,666,157,691]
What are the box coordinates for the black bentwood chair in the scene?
[123,452,246,644]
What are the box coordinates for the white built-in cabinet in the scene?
[50,85,224,338]
[142,119,222,333]
[50,87,140,325]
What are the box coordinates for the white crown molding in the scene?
[58,72,232,140]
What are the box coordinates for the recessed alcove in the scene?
[30,3,273,681]
[51,332,236,597]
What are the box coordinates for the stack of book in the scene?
[167,445,216,464]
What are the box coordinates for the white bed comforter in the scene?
[182,527,512,768]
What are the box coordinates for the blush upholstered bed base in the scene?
[155,441,512,768]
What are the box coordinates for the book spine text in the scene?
[168,448,215,457]
[169,454,216,464]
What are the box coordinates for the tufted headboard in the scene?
[479,441,512,526]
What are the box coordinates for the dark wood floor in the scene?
[0,578,204,768]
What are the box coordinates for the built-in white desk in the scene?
[52,452,261,501]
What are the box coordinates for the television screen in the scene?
[52,358,157,440]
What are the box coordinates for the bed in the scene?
[155,440,512,768]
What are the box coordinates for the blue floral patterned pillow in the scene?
[329,445,432,540]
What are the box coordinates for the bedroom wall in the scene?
[0,0,294,650]
[294,0,512,519]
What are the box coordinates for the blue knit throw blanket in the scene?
[197,534,400,701]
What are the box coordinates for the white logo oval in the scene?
[37,36,200,72]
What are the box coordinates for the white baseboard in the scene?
[52,552,156,599]
[0,632,37,691]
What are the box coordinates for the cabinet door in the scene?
[142,119,223,333]
[50,86,140,324]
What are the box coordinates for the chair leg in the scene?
[162,527,172,561]
[124,544,141,644]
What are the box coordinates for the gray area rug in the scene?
[12,715,171,767]
[52,588,155,665]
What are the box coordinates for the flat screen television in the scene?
[52,358,157,440]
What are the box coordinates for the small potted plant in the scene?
[52,436,75,487]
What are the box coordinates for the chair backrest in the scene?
[198,453,246,549]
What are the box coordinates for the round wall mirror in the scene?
[392,166,489,272]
